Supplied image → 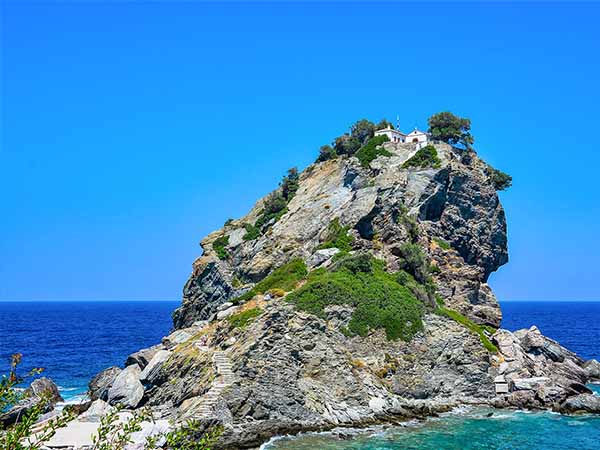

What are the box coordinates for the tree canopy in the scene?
[427,112,474,150]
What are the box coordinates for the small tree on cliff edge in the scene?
[428,112,474,150]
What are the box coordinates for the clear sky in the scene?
[1,2,599,302]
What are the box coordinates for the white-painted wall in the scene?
[374,128,406,143]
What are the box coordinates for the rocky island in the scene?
[12,113,599,449]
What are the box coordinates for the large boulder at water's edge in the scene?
[107,365,144,409]
[89,366,122,401]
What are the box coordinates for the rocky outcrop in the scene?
[0,377,62,427]
[89,366,121,401]
[84,139,597,449]
[107,365,144,409]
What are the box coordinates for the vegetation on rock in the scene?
[227,307,263,329]
[254,168,299,231]
[287,255,424,341]
[428,111,474,150]
[242,223,260,241]
[435,299,498,352]
[233,258,308,303]
[433,237,451,250]
[212,235,229,260]
[317,218,354,253]
[486,165,512,191]
[356,135,392,167]
[401,145,441,169]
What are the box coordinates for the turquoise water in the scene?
[263,405,600,450]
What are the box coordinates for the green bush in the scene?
[486,165,512,191]
[317,218,354,253]
[355,135,392,167]
[287,258,424,341]
[212,235,229,260]
[397,242,429,283]
[330,253,373,274]
[334,134,362,156]
[243,223,261,241]
[281,167,299,201]
[437,306,498,352]
[227,307,263,329]
[402,145,441,169]
[233,258,308,303]
[317,144,337,162]
[433,237,451,250]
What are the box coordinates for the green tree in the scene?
[350,119,376,144]
[280,167,299,201]
[427,111,474,150]
[375,119,394,130]
[486,165,512,191]
[316,144,336,162]
[333,134,361,156]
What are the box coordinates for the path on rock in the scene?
[184,350,236,419]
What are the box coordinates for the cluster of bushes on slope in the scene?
[401,145,441,169]
[316,118,394,163]
[253,167,299,231]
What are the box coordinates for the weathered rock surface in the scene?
[125,344,164,370]
[0,377,62,427]
[86,140,597,449]
[559,394,600,414]
[583,359,600,379]
[89,366,122,401]
[107,365,144,409]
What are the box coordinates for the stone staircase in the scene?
[183,351,236,419]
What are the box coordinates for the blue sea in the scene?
[1,300,599,449]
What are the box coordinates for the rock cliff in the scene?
[87,139,598,449]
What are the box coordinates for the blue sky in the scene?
[1,2,599,301]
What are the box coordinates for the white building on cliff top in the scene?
[375,123,429,148]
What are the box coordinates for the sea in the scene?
[1,300,599,449]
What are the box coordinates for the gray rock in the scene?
[560,393,600,414]
[162,329,193,349]
[89,366,121,401]
[79,399,115,422]
[217,302,234,312]
[140,350,172,384]
[125,344,163,370]
[583,359,600,379]
[107,365,144,409]
[216,306,240,320]
[307,248,340,268]
[511,377,550,391]
[0,377,63,426]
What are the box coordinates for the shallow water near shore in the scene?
[262,406,600,450]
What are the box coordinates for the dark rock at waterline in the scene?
[559,393,600,414]
[583,359,600,379]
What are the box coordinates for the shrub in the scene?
[437,306,498,352]
[212,235,229,260]
[427,111,474,150]
[330,253,373,274]
[287,257,424,341]
[317,144,337,162]
[333,134,362,156]
[397,242,429,283]
[350,119,377,144]
[243,223,261,241]
[355,135,392,167]
[227,307,262,329]
[317,218,354,253]
[402,145,441,169]
[396,204,419,242]
[281,167,299,201]
[433,237,451,250]
[233,258,308,303]
[267,288,286,298]
[375,119,394,130]
[255,192,287,230]
[224,218,234,227]
[486,165,512,191]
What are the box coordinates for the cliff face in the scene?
[173,141,507,331]
[88,140,599,449]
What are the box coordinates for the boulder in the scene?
[511,377,550,391]
[79,399,115,422]
[307,248,340,268]
[89,366,122,401]
[107,365,144,409]
[26,377,63,403]
[125,344,164,370]
[162,329,194,349]
[217,306,240,320]
[519,326,545,351]
[0,377,62,427]
[583,359,600,379]
[559,394,600,414]
[140,350,172,384]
